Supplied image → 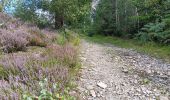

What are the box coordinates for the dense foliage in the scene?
[92,0,170,44]
[13,0,91,29]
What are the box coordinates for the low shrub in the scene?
[0,54,28,79]
[7,19,24,30]
[47,44,79,68]
[0,29,29,53]
[56,35,67,45]
[42,29,58,43]
[28,27,47,47]
[0,12,11,23]
[23,78,75,100]
[0,24,51,53]
[0,13,12,29]
[65,29,80,43]
[57,29,81,46]
[0,54,70,99]
[72,37,80,46]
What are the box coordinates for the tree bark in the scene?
[115,0,118,31]
[124,1,127,32]
[55,13,64,29]
[136,7,140,32]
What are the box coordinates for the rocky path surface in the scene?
[77,40,170,100]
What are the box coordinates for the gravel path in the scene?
[77,40,170,100]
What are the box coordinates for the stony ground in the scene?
[77,40,170,100]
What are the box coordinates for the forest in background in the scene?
[92,0,170,44]
[0,0,170,45]
[0,0,92,29]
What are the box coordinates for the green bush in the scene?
[65,29,80,46]
[36,17,50,29]
[56,34,67,45]
[163,15,170,27]
[136,21,170,44]
[136,32,151,43]
[23,78,75,100]
[56,29,81,46]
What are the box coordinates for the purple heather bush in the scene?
[47,44,78,68]
[0,13,53,53]
[42,29,58,42]
[0,12,12,24]
[0,54,70,99]
[28,27,48,47]
[0,25,52,53]
[0,29,29,53]
[0,12,77,99]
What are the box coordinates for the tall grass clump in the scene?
[64,29,80,46]
[56,29,80,46]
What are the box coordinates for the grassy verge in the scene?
[82,34,170,62]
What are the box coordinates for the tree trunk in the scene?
[55,13,64,29]
[136,7,140,32]
[115,0,118,31]
[124,1,127,32]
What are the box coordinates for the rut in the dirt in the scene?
[77,40,169,100]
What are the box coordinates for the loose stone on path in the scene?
[97,82,107,89]
[90,90,96,97]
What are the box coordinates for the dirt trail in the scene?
[77,40,169,100]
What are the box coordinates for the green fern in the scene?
[137,21,169,44]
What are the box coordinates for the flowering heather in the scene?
[42,29,58,42]
[0,54,69,99]
[0,24,52,53]
[0,13,79,99]
[0,12,51,52]
[28,27,47,47]
[0,29,29,53]
[0,12,22,30]
[47,44,78,68]
[0,12,12,24]
[7,19,24,30]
